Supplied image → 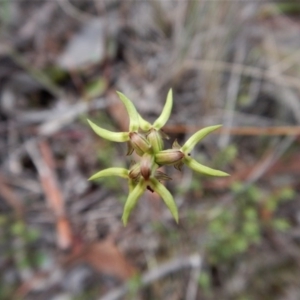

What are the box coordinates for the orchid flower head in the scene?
[88,89,229,225]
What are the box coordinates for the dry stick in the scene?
[164,125,300,136]
[8,50,63,99]
[26,140,73,250]
[269,49,300,73]
[264,29,300,125]
[219,40,246,148]
[211,135,296,212]
[245,136,295,188]
[185,256,202,300]
[0,174,24,218]
[184,59,300,92]
[38,97,107,136]
[100,253,202,300]
[19,1,56,39]
[3,98,107,171]
[57,0,95,23]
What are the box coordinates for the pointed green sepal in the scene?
[87,119,129,142]
[138,114,152,131]
[183,157,229,177]
[150,178,179,223]
[128,179,136,193]
[181,125,222,153]
[88,168,129,181]
[122,180,145,226]
[116,92,140,132]
[153,89,173,130]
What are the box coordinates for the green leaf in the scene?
[122,180,145,226]
[184,157,229,177]
[153,89,173,130]
[181,125,222,153]
[88,168,129,181]
[116,92,140,132]
[150,178,179,223]
[128,179,136,193]
[84,77,107,99]
[273,218,290,232]
[87,119,129,142]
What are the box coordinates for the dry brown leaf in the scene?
[56,216,73,251]
[84,240,136,280]
[64,238,136,281]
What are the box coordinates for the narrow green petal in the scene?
[150,178,179,223]
[128,179,136,193]
[87,119,129,142]
[122,180,145,226]
[153,89,173,130]
[138,114,152,131]
[88,168,129,181]
[116,92,140,132]
[181,125,222,153]
[184,157,229,177]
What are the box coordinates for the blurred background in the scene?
[1,1,300,299]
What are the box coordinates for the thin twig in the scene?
[0,174,24,218]
[8,50,63,99]
[57,0,95,23]
[38,98,107,136]
[219,40,246,148]
[2,98,108,170]
[185,255,202,300]
[164,125,300,136]
[100,253,202,300]
[26,140,73,250]
[184,59,300,92]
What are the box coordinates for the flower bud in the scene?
[155,149,184,166]
[129,132,151,156]
[140,153,155,180]
[129,162,141,180]
[146,129,164,153]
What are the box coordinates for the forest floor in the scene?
[1,1,300,300]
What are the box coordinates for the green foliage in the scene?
[206,184,294,263]
[198,272,212,296]
[84,77,107,99]
[213,144,238,168]
[127,274,142,299]
[276,2,300,14]
[0,216,45,300]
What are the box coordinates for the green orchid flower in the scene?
[88,89,230,226]
[88,165,178,226]
[87,92,139,142]
[122,176,178,226]
[155,125,230,177]
[88,92,152,156]
[138,89,173,153]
